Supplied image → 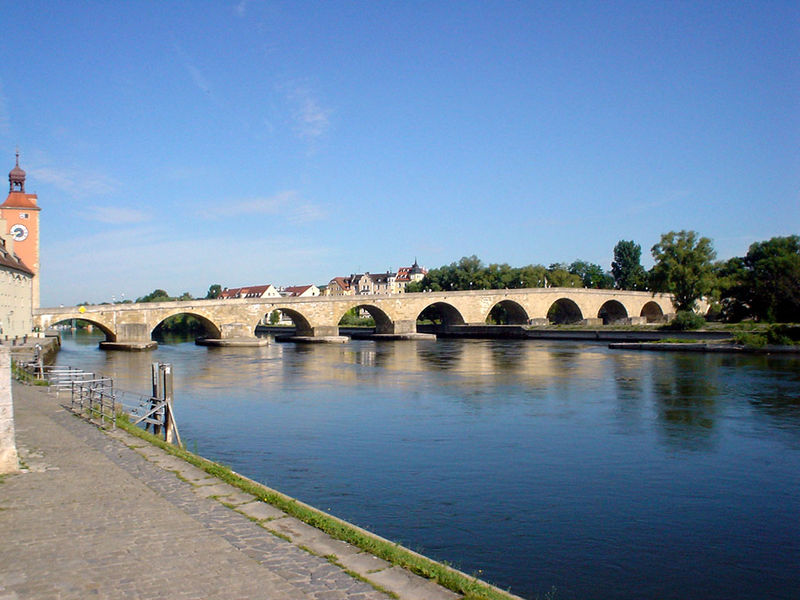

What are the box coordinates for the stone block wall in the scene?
[0,347,19,474]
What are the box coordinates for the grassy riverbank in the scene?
[115,415,523,600]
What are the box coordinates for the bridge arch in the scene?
[547,298,583,324]
[417,302,466,326]
[485,300,529,325]
[337,304,394,334]
[49,317,116,342]
[151,311,222,340]
[266,307,314,336]
[597,300,628,325]
[640,301,665,323]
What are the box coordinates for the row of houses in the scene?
[218,284,320,300]
[327,260,427,296]
[218,260,427,301]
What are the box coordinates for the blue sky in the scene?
[1,1,797,306]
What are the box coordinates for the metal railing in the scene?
[70,375,116,426]
[12,359,181,444]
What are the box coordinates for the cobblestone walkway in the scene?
[0,383,460,600]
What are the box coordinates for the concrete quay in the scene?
[0,382,465,600]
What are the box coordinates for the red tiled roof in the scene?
[1,191,39,210]
[284,285,313,296]
[220,284,274,299]
[330,277,351,290]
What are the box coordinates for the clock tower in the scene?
[1,152,40,308]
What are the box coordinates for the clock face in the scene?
[10,224,28,241]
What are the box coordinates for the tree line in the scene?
[118,232,798,326]
[406,232,800,323]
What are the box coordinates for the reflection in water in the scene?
[55,332,800,600]
[651,354,720,449]
[418,339,464,371]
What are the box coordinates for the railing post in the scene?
[160,363,180,446]
[150,362,162,436]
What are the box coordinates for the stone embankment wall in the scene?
[0,347,19,473]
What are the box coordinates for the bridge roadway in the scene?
[34,288,673,349]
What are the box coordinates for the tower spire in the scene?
[9,150,25,193]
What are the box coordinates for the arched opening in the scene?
[547,299,583,324]
[485,300,529,325]
[152,313,221,342]
[51,318,116,342]
[598,300,628,325]
[262,309,294,328]
[416,302,466,326]
[337,305,393,334]
[640,301,665,323]
[259,308,313,337]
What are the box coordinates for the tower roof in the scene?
[9,150,25,193]
[2,151,39,210]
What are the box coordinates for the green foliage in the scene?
[132,289,206,335]
[766,324,800,345]
[710,256,749,322]
[667,310,706,330]
[136,289,172,303]
[205,284,222,299]
[650,230,716,312]
[417,305,444,324]
[546,264,583,288]
[338,308,376,327]
[418,256,526,291]
[154,314,206,335]
[416,255,619,292]
[486,304,512,324]
[714,235,800,323]
[11,361,49,385]
[742,236,800,322]
[733,331,767,348]
[568,260,613,289]
[732,325,799,347]
[611,240,648,290]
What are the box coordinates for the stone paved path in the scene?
[0,382,461,600]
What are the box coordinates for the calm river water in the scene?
[55,332,800,600]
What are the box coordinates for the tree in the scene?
[205,284,222,299]
[742,235,800,322]
[568,260,613,289]
[611,240,648,290]
[136,289,172,303]
[650,230,716,312]
[546,264,583,288]
[711,257,749,322]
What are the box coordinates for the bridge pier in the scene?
[196,322,269,347]
[285,325,348,344]
[99,323,157,351]
[370,319,435,341]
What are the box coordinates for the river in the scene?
[54,331,800,600]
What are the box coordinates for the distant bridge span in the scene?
[34,288,673,349]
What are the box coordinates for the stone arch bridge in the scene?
[34,288,673,349]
